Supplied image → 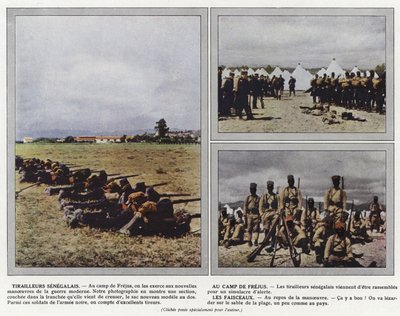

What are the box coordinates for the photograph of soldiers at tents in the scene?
[16,156,201,237]
[217,14,387,131]
[218,61,386,121]
[218,150,387,268]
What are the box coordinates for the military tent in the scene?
[282,70,292,89]
[247,68,255,76]
[270,66,283,78]
[326,58,346,78]
[317,67,327,76]
[291,63,313,90]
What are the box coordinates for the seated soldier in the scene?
[312,215,335,264]
[219,207,233,245]
[350,210,372,242]
[277,215,309,254]
[225,210,245,247]
[323,221,358,267]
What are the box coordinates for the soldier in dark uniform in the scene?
[221,72,234,116]
[218,67,223,115]
[288,76,296,96]
[310,74,319,104]
[234,70,254,120]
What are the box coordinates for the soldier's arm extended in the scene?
[300,208,307,228]
[342,190,347,212]
[279,189,285,211]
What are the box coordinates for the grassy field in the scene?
[15,143,201,267]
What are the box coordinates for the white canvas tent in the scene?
[365,70,379,78]
[351,66,361,75]
[233,69,241,77]
[282,70,292,89]
[222,68,231,78]
[270,66,283,77]
[291,63,313,90]
[326,58,346,78]
[317,67,327,76]
[247,68,255,76]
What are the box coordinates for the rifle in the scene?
[106,174,140,183]
[282,212,301,267]
[247,213,280,262]
[159,193,191,198]
[342,176,345,190]
[171,197,201,204]
[16,181,41,196]
[297,177,300,189]
[146,182,169,188]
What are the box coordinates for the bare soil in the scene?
[218,93,386,133]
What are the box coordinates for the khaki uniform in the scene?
[278,223,307,248]
[244,194,261,243]
[301,207,322,232]
[259,191,279,232]
[312,225,331,263]
[324,234,353,265]
[350,218,367,236]
[231,217,245,241]
[280,186,302,220]
[219,216,232,242]
[324,187,347,221]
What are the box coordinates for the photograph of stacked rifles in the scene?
[219,175,385,268]
[16,156,201,237]
[218,68,385,121]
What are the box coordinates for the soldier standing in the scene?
[288,76,296,96]
[310,74,319,104]
[221,72,234,116]
[234,70,254,120]
[323,175,347,222]
[259,180,279,236]
[280,175,302,220]
[243,183,261,246]
[369,195,384,231]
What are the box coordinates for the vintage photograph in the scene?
[215,12,392,134]
[9,9,206,271]
[215,146,392,272]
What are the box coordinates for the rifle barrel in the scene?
[147,182,169,188]
[171,198,200,204]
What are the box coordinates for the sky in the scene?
[219,150,386,206]
[219,15,386,69]
[16,16,200,139]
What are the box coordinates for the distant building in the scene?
[95,136,122,144]
[23,137,33,143]
[74,136,96,143]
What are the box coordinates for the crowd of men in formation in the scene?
[219,175,385,267]
[218,67,386,121]
[309,71,386,114]
[16,156,200,237]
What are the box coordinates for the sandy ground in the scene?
[218,93,386,133]
[15,143,201,267]
[218,231,386,268]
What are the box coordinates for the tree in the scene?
[64,136,75,143]
[155,118,169,138]
[375,63,386,76]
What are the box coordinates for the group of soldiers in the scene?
[219,175,385,267]
[16,156,200,237]
[309,71,386,114]
[217,67,386,121]
[218,68,294,120]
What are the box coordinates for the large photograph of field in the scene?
[217,149,389,270]
[15,143,200,267]
[216,13,390,134]
[10,11,204,269]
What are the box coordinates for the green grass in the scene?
[15,143,201,267]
